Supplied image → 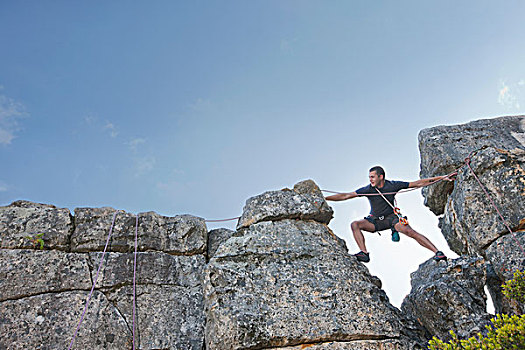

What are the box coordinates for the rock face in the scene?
[0,179,428,350]
[417,115,525,315]
[418,116,525,215]
[2,114,523,350]
[401,257,491,341]
[0,201,207,350]
[205,186,424,349]
[237,179,333,229]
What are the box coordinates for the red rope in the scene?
[321,169,458,196]
[464,154,525,256]
[205,216,241,222]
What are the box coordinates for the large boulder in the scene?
[401,256,491,341]
[438,147,525,255]
[0,250,91,302]
[418,116,525,316]
[237,179,333,229]
[0,203,208,350]
[71,208,207,254]
[0,291,131,349]
[0,200,73,250]
[205,218,424,349]
[207,228,235,260]
[418,116,525,215]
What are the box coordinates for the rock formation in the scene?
[415,115,525,316]
[1,116,523,349]
[0,202,207,349]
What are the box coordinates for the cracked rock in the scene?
[0,200,73,250]
[205,219,421,349]
[401,256,491,341]
[237,179,333,229]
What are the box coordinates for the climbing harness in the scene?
[68,211,139,350]
[374,187,407,242]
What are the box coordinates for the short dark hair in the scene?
[369,166,385,178]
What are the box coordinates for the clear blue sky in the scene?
[2,1,524,307]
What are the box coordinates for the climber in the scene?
[325,166,455,263]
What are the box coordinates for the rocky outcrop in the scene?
[205,184,425,349]
[0,201,207,350]
[401,257,491,341]
[417,115,525,315]
[237,179,333,229]
[418,116,525,215]
[2,114,523,349]
[0,179,428,349]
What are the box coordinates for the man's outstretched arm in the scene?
[408,173,456,188]
[325,192,359,201]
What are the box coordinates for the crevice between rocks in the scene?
[0,288,92,303]
[250,334,399,350]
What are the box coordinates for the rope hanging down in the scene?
[68,211,140,350]
[464,154,525,257]
[132,215,138,350]
[68,211,118,350]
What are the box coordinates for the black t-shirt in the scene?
[356,180,410,217]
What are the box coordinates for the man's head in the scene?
[369,166,385,187]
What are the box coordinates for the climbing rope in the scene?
[205,216,241,223]
[464,153,525,257]
[374,187,408,225]
[68,211,118,350]
[133,214,138,350]
[321,169,458,196]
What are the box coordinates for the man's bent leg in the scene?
[351,219,376,253]
[394,223,438,253]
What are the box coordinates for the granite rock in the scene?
[0,249,91,302]
[207,228,235,260]
[401,256,491,341]
[237,179,333,229]
[0,200,73,250]
[71,207,207,255]
[418,116,525,215]
[205,219,422,349]
[438,147,525,255]
[0,291,131,350]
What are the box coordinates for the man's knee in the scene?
[351,220,360,230]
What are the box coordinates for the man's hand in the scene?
[442,172,457,182]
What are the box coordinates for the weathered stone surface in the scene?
[71,207,207,254]
[86,251,206,349]
[273,339,421,349]
[0,200,73,250]
[207,228,235,260]
[106,285,205,350]
[0,291,131,350]
[401,256,491,341]
[89,251,204,289]
[205,219,420,349]
[438,147,525,255]
[419,116,525,215]
[237,179,333,229]
[485,232,525,314]
[0,250,91,302]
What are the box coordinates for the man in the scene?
[325,166,453,263]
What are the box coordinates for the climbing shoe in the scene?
[391,230,400,242]
[354,251,370,263]
[433,251,447,262]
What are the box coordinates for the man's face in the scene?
[369,171,383,187]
